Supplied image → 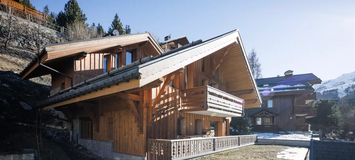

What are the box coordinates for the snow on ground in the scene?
[277,147,308,160]
[254,132,312,140]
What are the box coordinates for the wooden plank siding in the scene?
[52,37,257,157]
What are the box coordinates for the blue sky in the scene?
[30,0,355,81]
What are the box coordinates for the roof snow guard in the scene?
[35,29,262,109]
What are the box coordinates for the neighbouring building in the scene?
[245,70,322,132]
[20,30,261,159]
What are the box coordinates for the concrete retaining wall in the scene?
[0,151,35,160]
[78,139,146,160]
[257,139,310,147]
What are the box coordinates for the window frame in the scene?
[267,100,273,108]
[256,117,262,125]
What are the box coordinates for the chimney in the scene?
[284,70,293,77]
[164,35,171,41]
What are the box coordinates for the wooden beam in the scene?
[126,100,140,121]
[126,99,143,133]
[194,70,225,87]
[244,99,258,104]
[229,89,255,96]
[152,70,181,110]
[115,92,143,102]
[209,46,233,82]
[43,79,139,110]
[188,64,194,88]
[226,119,230,136]
[125,78,164,94]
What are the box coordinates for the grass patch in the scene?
[199,145,291,160]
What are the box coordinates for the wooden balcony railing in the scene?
[148,135,257,160]
[181,86,244,117]
[294,106,317,117]
[0,0,45,20]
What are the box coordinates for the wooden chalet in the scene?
[245,70,322,132]
[20,30,261,159]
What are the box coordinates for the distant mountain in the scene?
[314,71,355,99]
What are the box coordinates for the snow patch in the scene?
[255,133,311,140]
[277,147,308,160]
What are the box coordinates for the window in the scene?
[267,100,273,108]
[115,53,119,69]
[103,56,107,73]
[126,51,133,65]
[264,117,272,125]
[177,119,182,135]
[60,82,65,90]
[256,117,262,125]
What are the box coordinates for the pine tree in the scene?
[248,49,262,79]
[43,5,49,15]
[43,5,55,24]
[96,23,105,37]
[108,13,125,35]
[124,25,131,34]
[56,0,87,27]
[20,0,35,9]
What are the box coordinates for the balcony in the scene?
[148,135,257,160]
[294,105,317,118]
[181,86,244,117]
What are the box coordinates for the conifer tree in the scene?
[56,0,87,27]
[96,23,105,36]
[248,49,262,79]
[108,13,125,35]
[124,25,131,34]
[20,0,35,9]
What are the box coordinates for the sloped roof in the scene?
[255,73,321,95]
[20,32,163,80]
[160,36,189,46]
[38,30,262,109]
[256,73,321,86]
[250,107,279,116]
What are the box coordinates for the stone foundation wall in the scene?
[78,139,146,160]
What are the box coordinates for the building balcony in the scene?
[294,105,317,118]
[180,86,244,117]
[148,135,257,160]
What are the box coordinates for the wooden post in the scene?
[226,119,230,136]
[188,64,194,88]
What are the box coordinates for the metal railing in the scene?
[148,135,257,160]
[181,85,243,115]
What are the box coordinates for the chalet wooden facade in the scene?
[245,70,322,132]
[20,30,261,159]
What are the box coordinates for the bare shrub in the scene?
[66,22,91,41]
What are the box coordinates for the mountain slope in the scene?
[314,70,355,99]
